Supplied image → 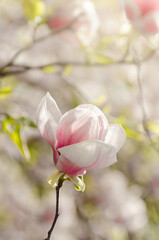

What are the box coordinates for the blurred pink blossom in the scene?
[99,170,148,232]
[36,93,126,176]
[48,0,99,46]
[124,0,159,33]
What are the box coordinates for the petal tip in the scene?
[46,91,52,98]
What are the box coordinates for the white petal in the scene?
[36,92,62,146]
[105,124,126,152]
[76,104,109,141]
[57,140,117,173]
[56,106,101,149]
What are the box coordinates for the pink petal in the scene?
[124,0,141,20]
[105,124,126,152]
[56,104,108,149]
[133,0,159,16]
[49,16,72,30]
[56,140,117,176]
[56,155,86,176]
[36,92,62,164]
[138,12,159,33]
[76,104,109,141]
[56,107,98,148]
[124,0,159,33]
[48,0,99,46]
[48,1,78,30]
[36,92,62,144]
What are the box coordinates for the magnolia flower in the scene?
[48,0,99,46]
[36,92,125,175]
[124,0,159,33]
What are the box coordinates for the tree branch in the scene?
[134,54,159,153]
[44,178,64,240]
[136,62,149,132]
[1,50,158,77]
[0,16,80,73]
[0,60,134,77]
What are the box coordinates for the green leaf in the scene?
[92,95,111,114]
[42,65,56,74]
[96,54,114,65]
[2,116,30,160]
[87,50,114,65]
[125,128,142,140]
[0,85,13,99]
[146,122,159,135]
[19,116,37,128]
[63,65,73,76]
[146,200,159,224]
[22,0,45,21]
[92,95,107,106]
[96,36,114,52]
[115,117,142,140]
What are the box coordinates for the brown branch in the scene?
[0,60,135,77]
[44,178,64,240]
[1,50,158,77]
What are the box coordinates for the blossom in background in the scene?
[124,0,159,33]
[36,92,126,178]
[48,0,99,46]
[98,170,148,232]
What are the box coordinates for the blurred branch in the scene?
[0,16,80,74]
[127,232,134,240]
[134,53,158,153]
[1,50,158,77]
[136,61,150,137]
[0,60,132,76]
[0,61,135,77]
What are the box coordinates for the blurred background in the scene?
[0,0,159,239]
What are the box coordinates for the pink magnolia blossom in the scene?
[36,93,126,176]
[124,0,159,33]
[48,0,99,46]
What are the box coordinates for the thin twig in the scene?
[44,178,64,240]
[1,50,158,77]
[136,50,158,140]
[134,52,159,153]
[127,232,134,240]
[136,61,149,134]
[0,16,80,73]
[133,50,150,136]
[0,61,134,77]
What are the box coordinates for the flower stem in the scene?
[44,178,64,240]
